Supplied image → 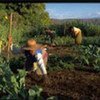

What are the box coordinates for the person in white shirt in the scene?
[8,35,49,83]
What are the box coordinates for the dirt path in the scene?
[26,70,100,100]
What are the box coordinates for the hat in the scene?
[23,39,37,51]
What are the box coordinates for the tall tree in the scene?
[0,3,51,43]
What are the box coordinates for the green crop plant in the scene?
[83,36,100,46]
[48,55,75,72]
[75,45,100,71]
[0,55,44,99]
[54,36,74,46]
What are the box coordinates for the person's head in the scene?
[24,39,37,55]
[68,26,74,32]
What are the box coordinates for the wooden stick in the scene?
[9,13,12,36]
[7,13,13,60]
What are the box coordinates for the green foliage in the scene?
[28,85,43,100]
[0,55,44,99]
[54,36,74,46]
[48,22,64,36]
[83,36,100,46]
[48,55,75,71]
[32,35,74,46]
[28,35,100,48]
[75,45,100,70]
[0,3,51,45]
[0,56,27,99]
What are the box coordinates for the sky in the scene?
[45,3,100,19]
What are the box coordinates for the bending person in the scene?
[8,35,49,83]
[68,26,83,45]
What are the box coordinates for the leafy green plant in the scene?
[28,85,43,100]
[0,55,44,99]
[75,45,100,70]
[54,36,74,46]
[83,36,100,46]
[48,55,75,71]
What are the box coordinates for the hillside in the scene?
[51,18,100,25]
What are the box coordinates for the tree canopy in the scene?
[0,3,51,43]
